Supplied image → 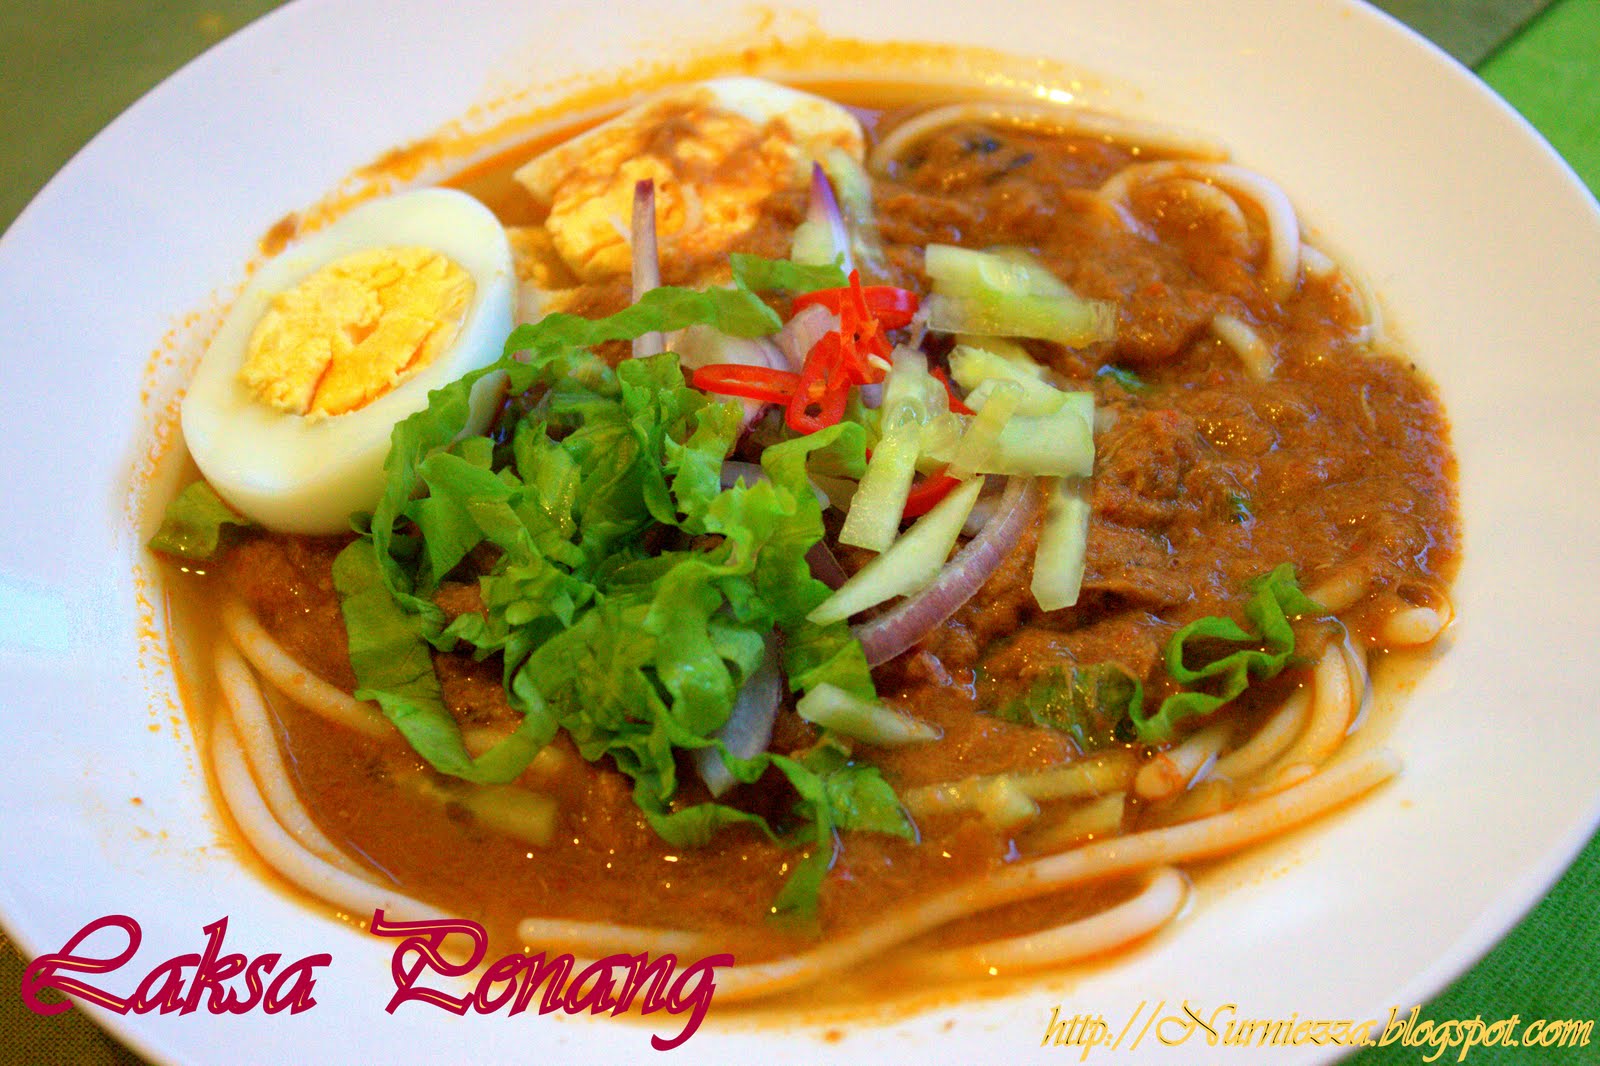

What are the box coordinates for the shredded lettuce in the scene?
[1135,563,1323,740]
[148,481,256,561]
[337,284,909,919]
[986,566,1322,745]
[334,538,552,783]
[510,283,783,348]
[768,738,914,923]
[729,252,848,294]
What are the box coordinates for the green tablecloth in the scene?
[2,1,1596,1061]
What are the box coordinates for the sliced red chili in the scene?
[794,283,919,328]
[786,332,850,434]
[795,273,917,385]
[691,364,801,405]
[704,274,921,436]
[902,469,964,518]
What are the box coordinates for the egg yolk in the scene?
[240,246,474,418]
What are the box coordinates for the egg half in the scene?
[514,77,865,282]
[182,189,515,534]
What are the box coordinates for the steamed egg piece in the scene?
[514,77,865,283]
[181,188,514,534]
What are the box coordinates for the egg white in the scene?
[181,188,515,534]
[513,77,865,282]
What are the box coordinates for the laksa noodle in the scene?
[151,74,1459,1007]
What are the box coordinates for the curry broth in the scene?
[160,80,1458,989]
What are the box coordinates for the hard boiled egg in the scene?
[182,188,514,534]
[515,77,864,283]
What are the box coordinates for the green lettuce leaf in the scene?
[332,538,551,782]
[1132,564,1323,741]
[729,253,848,294]
[148,481,255,561]
[504,284,781,356]
[984,566,1323,747]
[645,801,773,850]
[768,740,914,923]
[334,291,894,922]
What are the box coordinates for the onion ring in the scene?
[805,540,849,590]
[693,634,784,797]
[805,161,853,275]
[774,303,837,373]
[630,179,663,358]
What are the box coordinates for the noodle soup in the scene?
[152,75,1457,1006]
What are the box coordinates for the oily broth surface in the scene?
[157,78,1457,1006]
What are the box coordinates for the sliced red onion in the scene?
[804,540,849,590]
[631,179,663,359]
[676,326,787,372]
[774,303,837,372]
[693,635,783,798]
[853,476,1039,666]
[720,460,765,490]
[807,161,854,273]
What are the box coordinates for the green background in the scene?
[2,0,1596,1062]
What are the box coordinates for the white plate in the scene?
[2,1,1598,1063]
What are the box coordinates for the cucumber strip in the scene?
[988,406,1095,477]
[949,379,1022,478]
[809,475,984,624]
[1032,475,1093,610]
[924,245,1115,347]
[796,683,941,745]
